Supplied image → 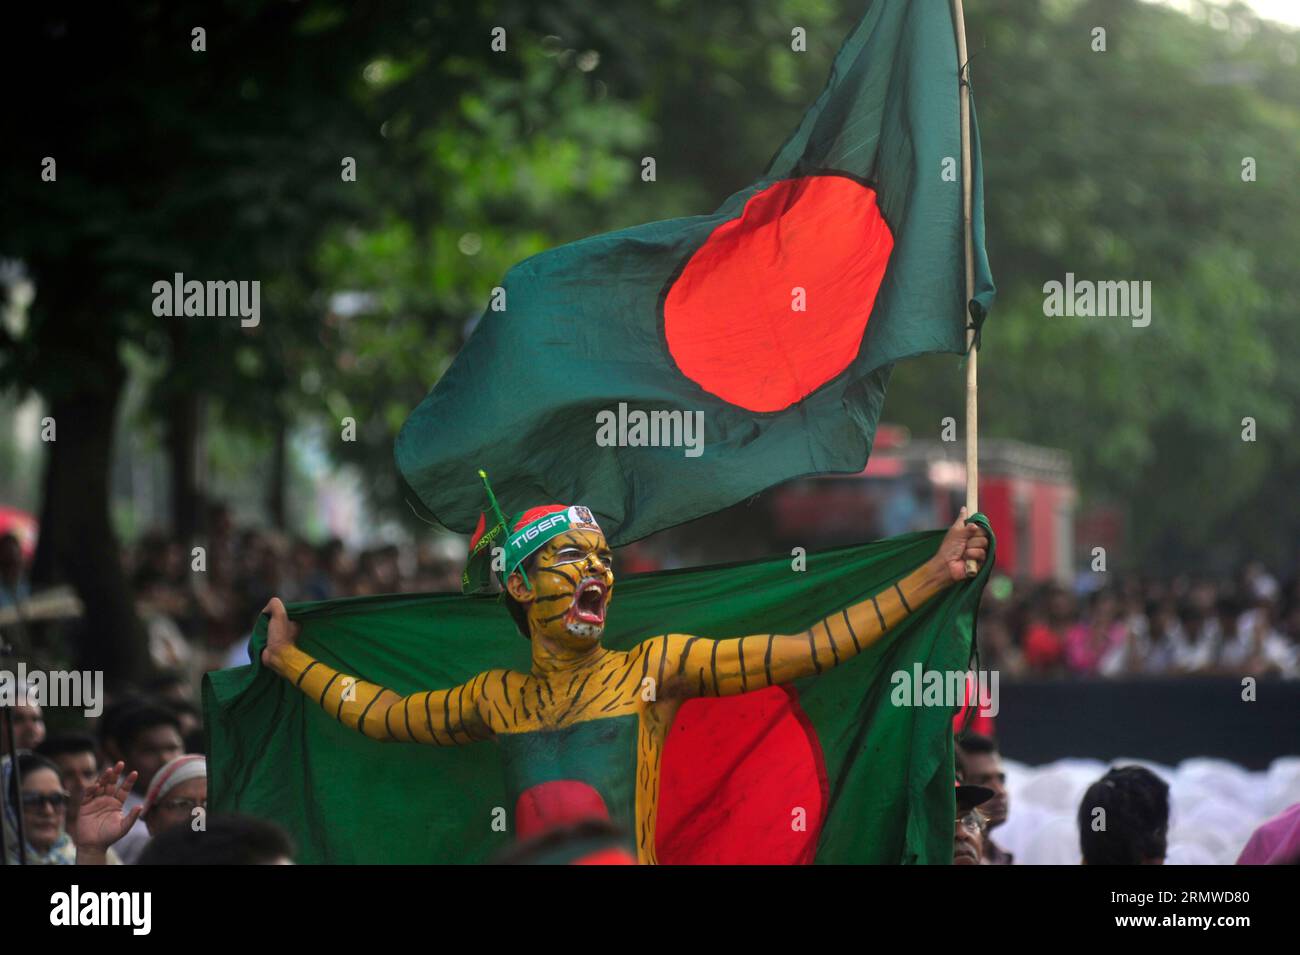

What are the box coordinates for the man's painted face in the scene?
[519,529,614,648]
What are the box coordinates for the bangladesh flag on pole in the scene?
[205,517,995,863]
[397,0,995,543]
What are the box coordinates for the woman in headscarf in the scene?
[2,751,76,865]
[4,752,142,864]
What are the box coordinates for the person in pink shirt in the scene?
[1065,591,1128,675]
[1237,803,1300,865]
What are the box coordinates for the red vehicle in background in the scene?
[771,425,1077,583]
[651,425,1079,586]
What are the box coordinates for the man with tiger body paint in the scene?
[261,499,989,864]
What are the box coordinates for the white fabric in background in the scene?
[994,756,1300,865]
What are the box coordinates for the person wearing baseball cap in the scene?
[954,776,995,866]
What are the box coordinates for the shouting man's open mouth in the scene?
[565,577,609,636]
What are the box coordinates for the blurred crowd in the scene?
[122,506,1300,682]
[2,684,292,865]
[121,503,468,679]
[4,502,1298,686]
[978,563,1300,679]
[2,503,1298,866]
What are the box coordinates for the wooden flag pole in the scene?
[952,0,979,577]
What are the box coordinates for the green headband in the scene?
[502,506,602,581]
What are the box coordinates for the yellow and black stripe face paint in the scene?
[522,529,615,649]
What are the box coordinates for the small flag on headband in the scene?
[462,472,602,595]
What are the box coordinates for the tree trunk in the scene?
[167,391,203,542]
[268,414,288,530]
[31,358,149,681]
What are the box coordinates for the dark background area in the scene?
[997,678,1299,769]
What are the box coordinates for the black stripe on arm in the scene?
[456,683,470,734]
[738,636,748,692]
[469,680,493,732]
[807,629,822,674]
[710,640,720,695]
[655,636,669,689]
[894,582,913,614]
[336,680,357,721]
[423,692,443,746]
[358,687,384,736]
[871,595,886,633]
[824,621,840,666]
[842,609,862,653]
[294,661,320,688]
[764,634,775,687]
[318,672,339,709]
[403,695,413,741]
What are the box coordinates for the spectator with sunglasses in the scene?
[35,732,101,832]
[2,752,76,864]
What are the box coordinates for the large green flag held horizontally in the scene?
[396,0,995,544]
[205,517,995,864]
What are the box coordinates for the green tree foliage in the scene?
[882,0,1300,572]
[309,0,850,516]
[1,0,1296,681]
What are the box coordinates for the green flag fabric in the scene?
[396,0,995,545]
[205,515,995,864]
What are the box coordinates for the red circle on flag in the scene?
[655,685,828,864]
[663,174,893,413]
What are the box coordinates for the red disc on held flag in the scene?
[656,685,828,864]
[663,174,893,413]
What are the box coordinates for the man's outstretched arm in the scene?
[652,510,989,699]
[260,598,495,744]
